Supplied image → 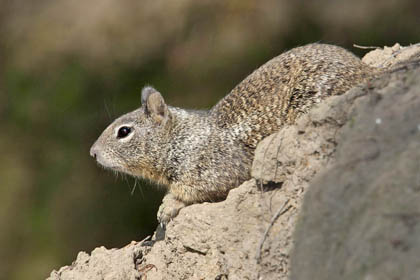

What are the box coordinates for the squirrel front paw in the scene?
[157,193,186,225]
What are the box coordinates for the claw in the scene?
[157,193,187,225]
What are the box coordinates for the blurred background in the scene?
[0,0,419,279]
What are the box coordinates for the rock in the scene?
[47,242,145,280]
[47,44,420,280]
[362,43,420,68]
[291,49,420,280]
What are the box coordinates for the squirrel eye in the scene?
[117,126,132,138]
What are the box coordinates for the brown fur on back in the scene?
[211,44,374,148]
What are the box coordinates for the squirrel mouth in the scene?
[92,153,123,172]
[95,160,121,172]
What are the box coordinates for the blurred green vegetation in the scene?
[0,0,419,279]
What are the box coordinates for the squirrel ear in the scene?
[141,86,169,124]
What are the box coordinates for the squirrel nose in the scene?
[90,145,98,159]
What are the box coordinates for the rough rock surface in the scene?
[47,44,420,280]
[291,49,420,280]
[48,244,145,280]
[361,43,420,68]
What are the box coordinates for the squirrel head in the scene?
[90,86,172,183]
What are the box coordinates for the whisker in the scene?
[130,179,138,196]
[103,99,112,121]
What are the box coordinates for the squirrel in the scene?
[90,43,375,224]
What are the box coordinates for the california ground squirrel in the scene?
[90,43,375,223]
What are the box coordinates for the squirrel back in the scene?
[90,43,375,209]
[210,43,373,148]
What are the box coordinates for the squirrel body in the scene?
[90,43,375,222]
